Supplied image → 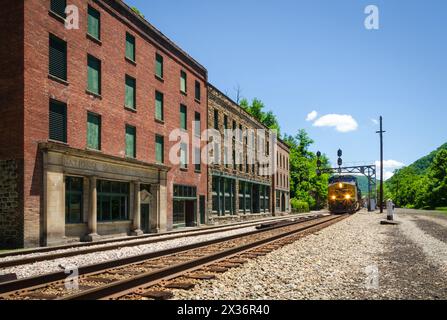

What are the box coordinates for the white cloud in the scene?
[371,118,379,125]
[313,114,359,133]
[306,110,318,122]
[384,171,395,180]
[375,160,405,169]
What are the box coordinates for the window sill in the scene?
[180,168,188,172]
[86,147,102,153]
[195,98,201,104]
[155,118,165,125]
[86,89,102,99]
[180,90,187,96]
[124,106,137,113]
[48,10,66,23]
[125,57,137,66]
[48,74,69,86]
[48,139,69,146]
[194,170,202,174]
[86,33,102,45]
[155,74,164,83]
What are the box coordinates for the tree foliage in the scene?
[386,148,447,209]
[240,98,281,136]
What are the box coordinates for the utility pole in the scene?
[376,116,386,213]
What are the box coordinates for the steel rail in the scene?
[0,215,321,269]
[0,215,325,296]
[64,215,347,300]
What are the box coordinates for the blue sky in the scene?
[125,0,447,179]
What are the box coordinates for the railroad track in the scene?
[0,214,348,300]
[0,214,320,269]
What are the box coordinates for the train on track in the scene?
[328,175,362,214]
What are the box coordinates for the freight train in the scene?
[328,175,362,214]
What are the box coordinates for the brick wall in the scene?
[207,85,272,220]
[18,0,207,246]
[0,160,22,248]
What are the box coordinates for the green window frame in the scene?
[195,80,201,101]
[155,91,164,121]
[180,104,187,130]
[125,32,136,62]
[50,0,66,18]
[125,125,136,158]
[65,176,83,224]
[87,55,101,95]
[87,112,101,150]
[97,180,129,221]
[87,6,100,40]
[155,53,163,79]
[49,34,67,81]
[180,143,188,169]
[194,112,201,137]
[180,70,187,93]
[49,99,67,143]
[194,147,201,172]
[125,75,136,109]
[155,135,164,164]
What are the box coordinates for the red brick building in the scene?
[273,139,291,215]
[0,0,208,248]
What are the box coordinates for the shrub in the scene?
[291,198,310,213]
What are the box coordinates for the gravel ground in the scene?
[0,226,258,279]
[172,210,447,300]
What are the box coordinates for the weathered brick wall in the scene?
[21,0,208,245]
[0,160,22,248]
[207,85,273,222]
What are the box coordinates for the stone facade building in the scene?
[273,139,291,215]
[207,85,273,224]
[0,0,207,248]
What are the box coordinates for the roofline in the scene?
[207,83,272,132]
[103,0,207,79]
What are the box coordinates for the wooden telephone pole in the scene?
[376,116,386,213]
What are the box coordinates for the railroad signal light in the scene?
[317,159,322,167]
[338,158,343,167]
[316,169,321,177]
[317,151,322,158]
[338,149,343,158]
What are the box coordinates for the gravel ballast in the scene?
[172,211,447,300]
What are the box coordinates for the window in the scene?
[194,112,201,137]
[212,177,219,214]
[87,6,100,40]
[65,176,83,224]
[87,113,101,150]
[180,143,188,169]
[97,180,129,221]
[180,70,187,93]
[125,32,136,62]
[87,55,101,95]
[224,115,228,129]
[155,53,163,79]
[51,0,66,18]
[180,104,187,130]
[195,80,201,101]
[214,109,219,130]
[49,34,67,81]
[194,147,201,172]
[125,75,136,109]
[125,125,136,158]
[155,91,164,121]
[49,100,67,143]
[155,135,164,164]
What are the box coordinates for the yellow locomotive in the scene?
[328,175,362,214]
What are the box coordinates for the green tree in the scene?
[427,149,447,208]
[240,98,281,136]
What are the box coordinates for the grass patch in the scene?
[435,207,447,212]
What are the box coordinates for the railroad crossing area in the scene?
[0,210,446,300]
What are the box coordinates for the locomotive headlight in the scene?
[331,195,336,200]
[338,183,343,188]
[345,194,351,200]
